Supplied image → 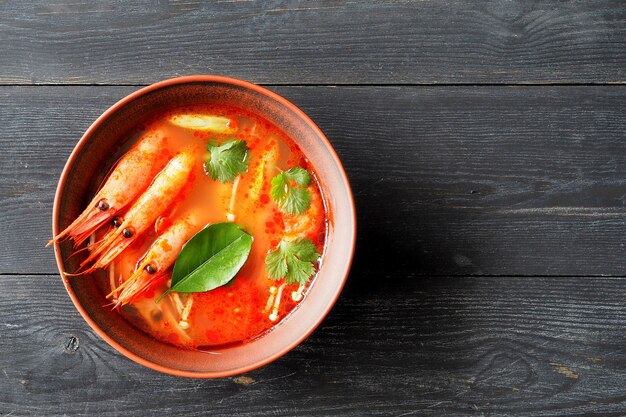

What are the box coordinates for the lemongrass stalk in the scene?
[169,114,234,134]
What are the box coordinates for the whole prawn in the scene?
[109,212,201,306]
[76,151,196,274]
[48,130,169,247]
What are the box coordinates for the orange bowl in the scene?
[51,75,356,377]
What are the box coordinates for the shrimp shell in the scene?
[77,151,196,273]
[283,184,324,240]
[48,130,169,247]
[110,212,201,306]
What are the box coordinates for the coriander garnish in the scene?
[204,139,249,183]
[265,238,320,284]
[270,167,312,215]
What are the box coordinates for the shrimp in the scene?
[110,212,201,306]
[77,151,196,274]
[48,130,169,247]
[283,184,324,240]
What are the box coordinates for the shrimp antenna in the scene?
[67,245,93,259]
[63,270,87,277]
[63,262,98,277]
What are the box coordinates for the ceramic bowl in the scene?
[51,75,356,377]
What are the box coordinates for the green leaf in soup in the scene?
[204,140,249,183]
[270,167,312,215]
[264,238,320,285]
[158,222,253,300]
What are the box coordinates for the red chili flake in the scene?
[260,194,270,204]
[254,312,264,323]
[157,148,170,161]
[266,221,274,228]
[143,287,155,298]
[166,333,179,344]
[205,330,219,340]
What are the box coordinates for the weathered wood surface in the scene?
[2,274,626,416]
[1,1,626,415]
[1,85,625,276]
[1,1,625,85]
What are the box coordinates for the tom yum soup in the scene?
[50,106,327,348]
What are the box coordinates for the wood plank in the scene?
[1,274,626,416]
[1,1,625,84]
[1,85,626,275]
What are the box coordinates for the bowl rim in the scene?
[52,75,356,378]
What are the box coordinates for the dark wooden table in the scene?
[1,2,626,416]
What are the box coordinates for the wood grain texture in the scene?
[1,274,626,416]
[1,85,625,276]
[2,1,625,416]
[1,1,625,85]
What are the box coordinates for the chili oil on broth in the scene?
[98,105,327,349]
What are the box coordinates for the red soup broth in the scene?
[97,105,327,349]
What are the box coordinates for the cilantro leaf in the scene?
[204,140,249,183]
[158,223,253,301]
[270,167,312,215]
[284,166,310,187]
[265,238,320,284]
[286,257,316,284]
[265,248,288,279]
